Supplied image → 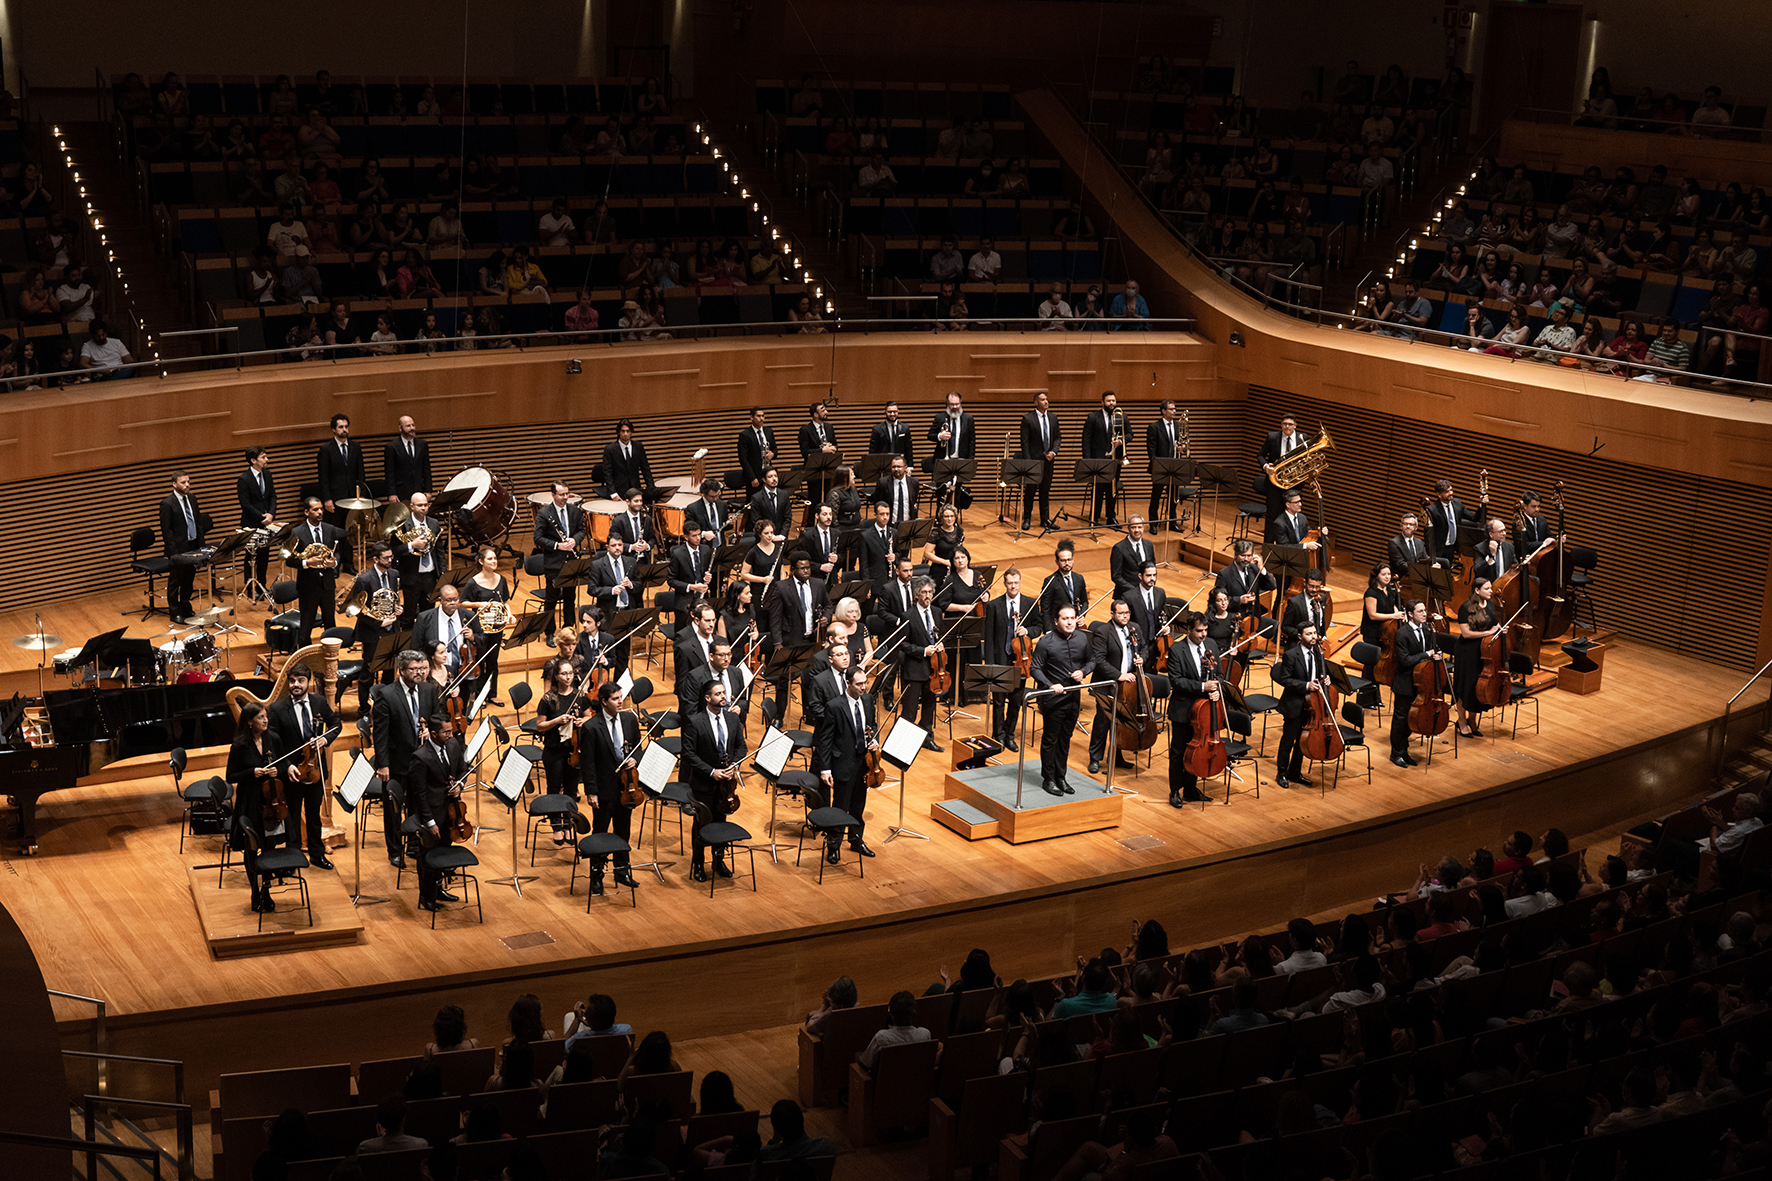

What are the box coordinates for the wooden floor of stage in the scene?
[2,496,1764,1033]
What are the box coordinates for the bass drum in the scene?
[445,467,520,545]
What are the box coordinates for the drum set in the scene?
[149,605,238,683]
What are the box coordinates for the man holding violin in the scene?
[371,650,440,869]
[1389,599,1445,768]
[1214,539,1276,623]
[408,712,468,913]
[268,663,338,870]
[815,666,880,863]
[578,681,644,895]
[1164,613,1221,806]
[1281,570,1330,647]
[984,568,1042,751]
[1273,621,1331,789]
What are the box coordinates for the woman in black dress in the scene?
[718,581,761,669]
[827,466,862,533]
[742,520,784,590]
[534,660,585,843]
[461,545,510,704]
[926,506,964,592]
[1360,562,1404,691]
[1203,588,1238,650]
[1454,578,1501,738]
[227,703,290,913]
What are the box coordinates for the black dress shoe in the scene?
[1114,755,1135,770]
[1275,775,1289,789]
[1291,775,1313,788]
[1020,520,1032,530]
[1042,519,1057,529]
[1060,780,1076,795]
[1088,760,1102,775]
[1404,753,1420,766]
[850,840,875,857]
[436,889,459,902]
[419,899,441,912]
[825,844,841,865]
[1468,726,1483,738]
[714,861,734,879]
[310,854,335,871]
[1003,734,1019,752]
[1390,755,1410,768]
[921,738,943,753]
[1042,778,1065,797]
[251,895,271,913]
[589,878,605,896]
[1183,789,1210,802]
[487,698,505,707]
[388,854,406,869]
[614,869,641,888]
[1169,793,1185,808]
[691,865,708,882]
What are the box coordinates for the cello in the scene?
[1113,623,1164,758]
[1476,598,1534,708]
[1298,640,1347,763]
[1407,634,1453,740]
[1181,647,1230,779]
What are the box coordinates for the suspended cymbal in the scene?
[13,632,61,650]
[336,496,378,511]
[187,607,230,625]
[381,502,412,533]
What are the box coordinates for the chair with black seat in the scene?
[638,780,692,876]
[1219,708,1259,804]
[264,579,303,654]
[526,790,582,864]
[1232,503,1266,541]
[1564,546,1600,633]
[569,832,638,909]
[759,695,814,767]
[255,847,313,931]
[422,843,484,927]
[169,746,188,798]
[126,526,171,621]
[653,590,680,669]
[1241,683,1281,757]
[180,773,230,853]
[796,781,862,883]
[690,798,757,895]
[508,682,546,768]
[1336,701,1372,786]
[769,768,817,846]
[1347,642,1383,717]
[1507,651,1540,738]
[522,553,550,617]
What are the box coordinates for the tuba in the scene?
[1268,427,1335,490]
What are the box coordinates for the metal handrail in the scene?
[1714,655,1772,778]
[0,1128,161,1177]
[84,1093,193,1181]
[47,988,107,1096]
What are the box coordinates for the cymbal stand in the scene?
[240,535,270,608]
[213,617,257,676]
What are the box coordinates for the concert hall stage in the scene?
[1,506,1763,1107]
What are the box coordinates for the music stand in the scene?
[835,526,862,574]
[330,752,388,906]
[631,560,670,590]
[938,616,985,728]
[207,528,253,606]
[1072,458,1118,542]
[363,628,412,690]
[501,610,550,654]
[712,542,750,596]
[1196,463,1237,545]
[877,715,929,843]
[433,564,479,602]
[1149,457,1198,534]
[802,448,843,504]
[608,606,656,670]
[931,457,975,521]
[965,663,1018,751]
[1266,544,1313,601]
[895,516,934,556]
[857,452,897,487]
[761,643,820,713]
[1407,561,1456,616]
[485,746,540,896]
[999,457,1044,539]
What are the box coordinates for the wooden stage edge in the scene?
[47,703,1768,1108]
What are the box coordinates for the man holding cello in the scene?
[1273,621,1331,789]
[1164,613,1222,806]
[1389,599,1447,768]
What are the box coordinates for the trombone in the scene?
[995,428,1016,523]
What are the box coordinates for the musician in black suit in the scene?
[748,468,793,535]
[237,447,277,597]
[1472,518,1518,585]
[925,391,976,508]
[1086,599,1143,773]
[684,637,751,724]
[1109,516,1159,597]
[1270,490,1323,576]
[737,407,779,492]
[1387,512,1437,579]
[407,713,466,911]
[347,542,403,712]
[1041,541,1087,632]
[287,497,345,644]
[798,401,841,506]
[1513,493,1561,562]
[684,480,730,540]
[1272,622,1330,789]
[815,665,879,861]
[317,413,368,529]
[1018,393,1062,529]
[578,680,644,892]
[267,662,339,868]
[1164,612,1222,806]
[674,602,720,710]
[575,605,627,682]
[1255,414,1305,535]
[984,568,1042,749]
[392,491,442,622]
[1030,603,1091,795]
[897,577,944,749]
[868,402,915,467]
[1280,571,1330,647]
[764,556,829,704]
[1388,599,1443,766]
[1145,400,1188,531]
[411,584,473,684]
[1424,478,1488,562]
[228,704,292,914]
[1125,563,1170,654]
[601,420,655,499]
[872,455,921,527]
[798,636,849,727]
[668,522,715,628]
[159,470,205,622]
[607,489,658,561]
[857,502,898,587]
[681,679,746,882]
[1214,539,1276,623]
[1079,390,1126,524]
[370,650,440,867]
[586,537,638,627]
[382,415,432,502]
[534,481,587,641]
[799,503,841,582]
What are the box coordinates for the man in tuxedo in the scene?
[608,489,658,561]
[590,535,637,617]
[383,415,432,502]
[800,503,841,582]
[1145,399,1188,531]
[685,638,751,724]
[815,666,880,862]
[159,470,205,623]
[765,555,829,702]
[1280,570,1330,647]
[1424,478,1487,562]
[407,712,467,911]
[1513,493,1561,561]
[684,479,729,539]
[674,602,719,709]
[578,681,644,893]
[1080,390,1126,525]
[798,401,841,506]
[898,577,945,750]
[345,541,402,712]
[1030,604,1091,795]
[1018,392,1062,529]
[1164,613,1222,805]
[1272,621,1329,789]
[1388,599,1444,767]
[371,650,439,868]
[1215,539,1275,623]
[984,568,1042,750]
[412,584,472,683]
[534,480,587,641]
[867,401,915,466]
[392,491,441,623]
[268,663,339,868]
[601,419,654,499]
[800,637,851,728]
[574,604,629,681]
[872,554,916,709]
[736,407,779,492]
[236,447,277,598]
[668,522,714,628]
[925,391,975,508]
[1472,518,1518,584]
[858,502,898,587]
[748,468,792,535]
[682,680,746,882]
[287,497,345,644]
[1125,563,1169,655]
[1270,490,1322,571]
[317,413,367,529]
[872,455,921,527]
[1109,515,1158,597]
[1087,599,1143,774]
[1387,512,1437,579]
[1256,414,1305,534]
[1042,541,1087,631]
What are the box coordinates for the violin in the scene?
[863,722,885,788]
[1298,645,1346,762]
[1008,595,1041,677]
[1407,637,1453,738]
[1114,623,1163,755]
[1181,649,1229,779]
[446,792,475,843]
[260,762,289,828]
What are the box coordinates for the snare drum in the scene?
[446,467,520,545]
[181,632,217,666]
[156,640,186,681]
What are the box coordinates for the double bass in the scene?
[1181,648,1230,779]
[1114,623,1163,756]
[1531,481,1576,644]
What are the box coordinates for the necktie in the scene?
[298,698,311,739]
[311,524,320,547]
[407,687,420,736]
[689,547,699,579]
[446,614,458,665]
[1039,414,1049,450]
[756,427,765,453]
[712,713,726,759]
[1120,627,1132,673]
[816,424,825,444]
[406,439,414,458]
[379,570,389,591]
[255,470,264,495]
[180,495,196,540]
[1134,540,1144,564]
[1065,573,1074,603]
[819,528,828,556]
[1145,590,1153,620]
[1282,434,1294,455]
[769,492,777,516]
[615,559,627,607]
[923,608,935,648]
[1167,422,1175,452]
[623,444,631,462]
[799,580,812,635]
[1446,508,1455,546]
[558,505,568,536]
[853,698,865,738]
[610,714,622,760]
[896,480,906,523]
[949,415,959,457]
[632,513,642,540]
[340,441,348,460]
[1007,597,1017,645]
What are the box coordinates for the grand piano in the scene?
[1,676,270,851]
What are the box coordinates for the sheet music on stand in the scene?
[754,725,795,778]
[880,717,927,771]
[470,675,493,718]
[490,748,534,806]
[464,718,494,767]
[333,752,377,811]
[638,742,678,791]
[618,668,635,695]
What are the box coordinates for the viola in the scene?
[1181,650,1229,779]
[1114,624,1163,755]
[1298,656,1346,763]
[863,723,885,788]
[618,758,644,807]
[1007,595,1040,677]
[289,734,325,789]
[446,791,475,843]
[1407,643,1453,738]
[928,638,951,697]
[261,765,289,827]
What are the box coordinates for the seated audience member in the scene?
[804,976,858,1036]
[564,991,632,1051]
[1532,303,1578,358]
[1037,283,1073,330]
[427,1004,478,1055]
[856,151,896,195]
[1110,280,1149,329]
[1374,281,1431,341]
[857,990,932,1069]
[1640,316,1693,382]
[1208,977,1270,1034]
[358,1096,429,1154]
[759,1100,835,1162]
[928,237,964,283]
[968,236,1002,283]
[1051,959,1120,1018]
[79,321,135,380]
[1274,917,1328,975]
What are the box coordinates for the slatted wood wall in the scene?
[1241,386,1772,670]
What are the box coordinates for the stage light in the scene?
[1228,332,1245,347]
[566,359,582,375]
